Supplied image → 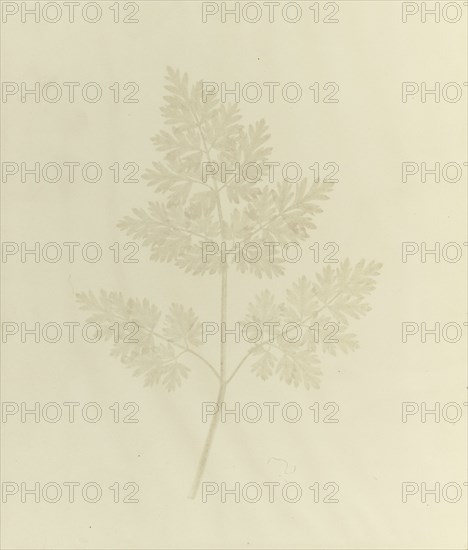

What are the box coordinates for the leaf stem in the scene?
[226,347,256,384]
[188,380,226,499]
[150,329,220,381]
[107,311,219,380]
[188,115,230,498]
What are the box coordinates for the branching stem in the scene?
[189,118,230,499]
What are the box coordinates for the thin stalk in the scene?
[189,118,229,499]
[188,379,227,499]
[189,267,228,499]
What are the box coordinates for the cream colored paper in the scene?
[1,1,467,549]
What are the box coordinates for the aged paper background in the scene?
[1,1,467,549]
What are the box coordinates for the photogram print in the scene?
[77,68,382,499]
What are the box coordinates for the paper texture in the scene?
[1,1,467,548]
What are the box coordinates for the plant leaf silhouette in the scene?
[77,67,382,499]
[76,291,208,391]
[241,260,381,388]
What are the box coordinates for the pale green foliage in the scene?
[76,290,202,391]
[243,260,382,388]
[77,68,382,392]
[118,67,333,278]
